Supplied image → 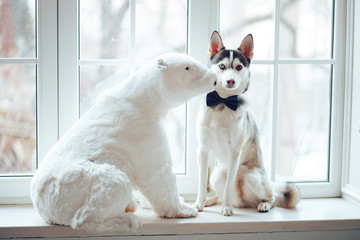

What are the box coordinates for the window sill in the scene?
[1,198,360,239]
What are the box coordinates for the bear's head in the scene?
[155,53,216,108]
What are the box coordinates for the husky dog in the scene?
[194,31,300,216]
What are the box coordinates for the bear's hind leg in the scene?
[70,163,141,233]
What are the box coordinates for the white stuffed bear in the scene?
[30,53,216,233]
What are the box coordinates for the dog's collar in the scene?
[206,91,240,111]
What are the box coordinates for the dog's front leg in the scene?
[194,145,210,211]
[222,150,241,216]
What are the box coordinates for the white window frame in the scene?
[0,0,58,204]
[261,0,346,198]
[0,0,358,204]
[341,0,360,205]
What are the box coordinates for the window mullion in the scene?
[271,0,281,182]
[0,58,38,64]
[188,0,218,65]
[129,0,136,74]
[58,0,79,137]
[37,0,58,162]
[329,0,348,196]
[180,0,218,197]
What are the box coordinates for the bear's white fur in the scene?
[30,53,216,233]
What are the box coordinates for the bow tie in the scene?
[206,91,240,111]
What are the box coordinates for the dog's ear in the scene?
[157,58,168,70]
[209,31,225,57]
[238,34,254,61]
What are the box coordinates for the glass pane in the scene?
[0,0,36,58]
[0,64,36,174]
[279,0,333,58]
[80,64,130,116]
[277,64,331,182]
[79,0,130,59]
[220,0,274,60]
[246,65,273,176]
[136,0,187,59]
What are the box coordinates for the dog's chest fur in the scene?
[206,103,245,128]
[199,98,252,162]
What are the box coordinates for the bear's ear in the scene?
[157,58,168,70]
[209,31,225,57]
[238,34,254,61]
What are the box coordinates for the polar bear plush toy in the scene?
[30,53,216,233]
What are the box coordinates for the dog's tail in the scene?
[273,182,301,209]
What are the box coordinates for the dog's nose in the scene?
[227,79,235,86]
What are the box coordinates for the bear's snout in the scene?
[204,69,217,91]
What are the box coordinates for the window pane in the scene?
[246,65,273,176]
[220,0,274,60]
[80,64,130,116]
[277,64,330,182]
[279,0,333,58]
[0,64,36,174]
[0,0,36,58]
[79,0,130,59]
[135,0,187,59]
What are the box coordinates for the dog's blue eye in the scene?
[219,64,225,70]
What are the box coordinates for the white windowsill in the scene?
[0,198,360,239]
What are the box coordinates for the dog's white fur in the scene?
[30,53,216,232]
[194,32,300,216]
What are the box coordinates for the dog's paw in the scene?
[175,203,198,218]
[128,215,142,231]
[257,202,271,213]
[193,201,205,212]
[221,206,233,216]
[205,195,218,207]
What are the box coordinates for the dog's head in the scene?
[209,31,254,98]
